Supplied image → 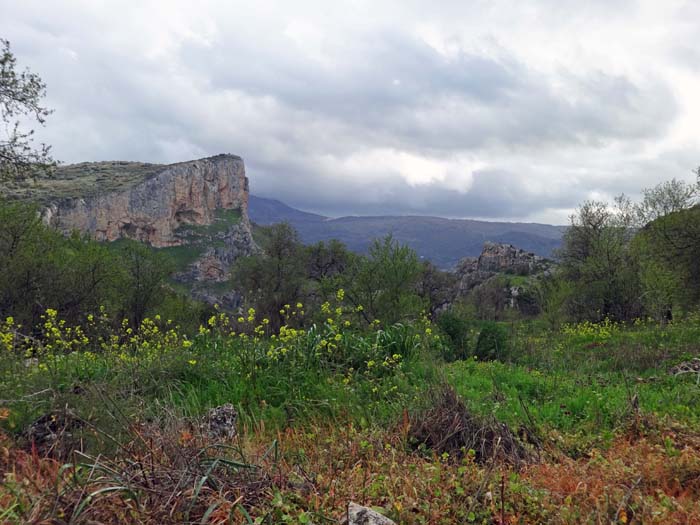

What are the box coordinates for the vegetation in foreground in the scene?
[1,298,700,523]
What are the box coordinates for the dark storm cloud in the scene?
[178,27,675,153]
[0,1,697,222]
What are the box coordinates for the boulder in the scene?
[201,404,238,440]
[346,502,396,525]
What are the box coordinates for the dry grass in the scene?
[406,385,535,467]
[524,422,700,524]
[3,410,700,523]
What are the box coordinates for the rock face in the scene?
[456,242,547,294]
[477,241,543,274]
[43,154,250,248]
[40,154,258,290]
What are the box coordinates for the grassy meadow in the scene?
[1,298,699,524]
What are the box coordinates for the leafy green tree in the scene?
[619,175,700,320]
[634,205,700,316]
[533,275,574,329]
[633,173,700,226]
[557,200,642,322]
[474,322,508,361]
[342,235,425,325]
[0,39,55,180]
[232,222,307,330]
[306,239,352,282]
[115,240,173,328]
[637,258,681,323]
[46,233,120,324]
[0,199,56,326]
[435,309,471,362]
[0,200,125,329]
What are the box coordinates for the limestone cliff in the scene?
[42,154,250,248]
[34,154,258,287]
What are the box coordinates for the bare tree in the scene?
[0,38,55,180]
[634,173,700,226]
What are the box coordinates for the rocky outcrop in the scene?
[477,241,543,274]
[40,155,259,299]
[455,242,548,293]
[43,154,250,248]
[182,221,259,282]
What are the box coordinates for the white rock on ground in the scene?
[346,502,396,525]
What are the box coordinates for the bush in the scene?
[436,311,471,362]
[474,322,508,361]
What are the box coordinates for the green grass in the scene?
[0,313,439,445]
[2,161,166,203]
[447,358,699,432]
[159,244,206,270]
[2,307,700,461]
[434,318,700,455]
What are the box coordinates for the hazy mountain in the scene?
[249,195,564,268]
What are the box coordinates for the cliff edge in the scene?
[39,154,250,248]
[5,154,258,292]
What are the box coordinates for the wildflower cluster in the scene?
[0,316,19,353]
[41,309,89,354]
[0,308,191,367]
[562,317,620,341]
[0,291,445,411]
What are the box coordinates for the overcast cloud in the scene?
[2,0,699,223]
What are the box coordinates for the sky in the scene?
[2,0,700,223]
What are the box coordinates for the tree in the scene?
[633,205,700,316]
[116,240,172,328]
[549,172,700,323]
[619,174,700,319]
[0,199,125,329]
[0,38,55,181]
[469,275,510,321]
[634,173,700,226]
[0,199,56,326]
[46,232,120,324]
[306,239,351,282]
[342,235,425,325]
[533,275,573,329]
[557,200,642,321]
[231,223,307,330]
[416,261,457,317]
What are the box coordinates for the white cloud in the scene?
[1,0,698,223]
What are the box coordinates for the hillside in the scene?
[249,195,564,268]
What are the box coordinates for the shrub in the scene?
[474,322,508,361]
[436,311,470,362]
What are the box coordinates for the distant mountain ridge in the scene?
[249,195,564,269]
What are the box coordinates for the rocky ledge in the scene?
[42,154,251,248]
[33,154,259,291]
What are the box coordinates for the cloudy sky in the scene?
[2,0,699,223]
